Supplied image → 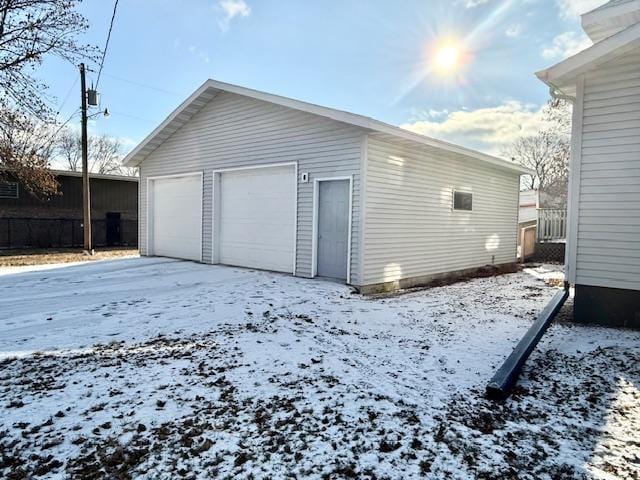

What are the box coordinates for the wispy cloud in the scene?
[555,0,604,19]
[217,0,251,31]
[459,0,492,8]
[188,44,211,64]
[173,38,210,64]
[542,30,591,59]
[505,24,522,37]
[401,101,550,156]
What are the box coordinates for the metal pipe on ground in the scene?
[486,283,570,399]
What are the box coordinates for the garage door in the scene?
[219,165,295,273]
[151,174,202,261]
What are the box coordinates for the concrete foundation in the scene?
[356,263,519,295]
[574,284,640,329]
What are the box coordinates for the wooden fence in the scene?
[537,208,567,242]
[0,218,137,249]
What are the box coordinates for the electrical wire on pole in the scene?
[95,0,119,90]
[78,0,119,254]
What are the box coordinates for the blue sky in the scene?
[40,0,604,157]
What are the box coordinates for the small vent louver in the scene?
[0,181,19,199]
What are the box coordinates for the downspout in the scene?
[486,83,574,399]
[486,80,575,399]
[486,282,570,399]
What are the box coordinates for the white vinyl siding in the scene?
[362,135,519,286]
[574,49,640,291]
[138,92,363,282]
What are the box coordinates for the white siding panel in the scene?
[362,136,519,286]
[575,48,640,291]
[138,92,363,283]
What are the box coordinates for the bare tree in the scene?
[0,109,58,196]
[56,128,82,171]
[506,132,569,190]
[0,0,96,120]
[545,98,571,136]
[504,99,571,206]
[0,0,97,194]
[119,165,138,177]
[55,128,134,176]
[90,134,122,175]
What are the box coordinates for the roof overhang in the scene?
[51,169,139,182]
[536,21,640,97]
[582,0,640,42]
[0,167,139,182]
[124,79,531,175]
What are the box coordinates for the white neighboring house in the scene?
[519,189,539,225]
[124,79,530,293]
[537,0,640,327]
[518,189,538,260]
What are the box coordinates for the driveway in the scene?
[0,258,638,479]
[0,257,265,356]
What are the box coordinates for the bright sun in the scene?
[434,44,461,73]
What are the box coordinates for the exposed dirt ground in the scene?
[0,247,138,267]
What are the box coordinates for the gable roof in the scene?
[536,21,640,96]
[123,79,530,174]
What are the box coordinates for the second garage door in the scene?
[219,166,296,273]
[218,165,296,273]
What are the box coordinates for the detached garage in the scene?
[124,79,530,292]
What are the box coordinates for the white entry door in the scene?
[218,165,296,273]
[151,174,202,261]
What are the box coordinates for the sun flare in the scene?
[433,43,461,73]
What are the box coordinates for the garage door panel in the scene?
[219,165,295,273]
[152,175,202,261]
[220,244,292,272]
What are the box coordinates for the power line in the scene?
[99,71,183,97]
[54,77,79,116]
[43,108,80,147]
[95,0,120,89]
[108,110,158,123]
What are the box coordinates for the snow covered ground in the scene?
[0,258,638,479]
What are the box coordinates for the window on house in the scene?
[453,190,472,211]
[0,181,18,199]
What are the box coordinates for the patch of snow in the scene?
[0,258,637,478]
[523,262,565,283]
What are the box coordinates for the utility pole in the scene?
[80,63,92,254]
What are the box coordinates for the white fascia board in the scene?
[536,22,640,95]
[367,122,532,174]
